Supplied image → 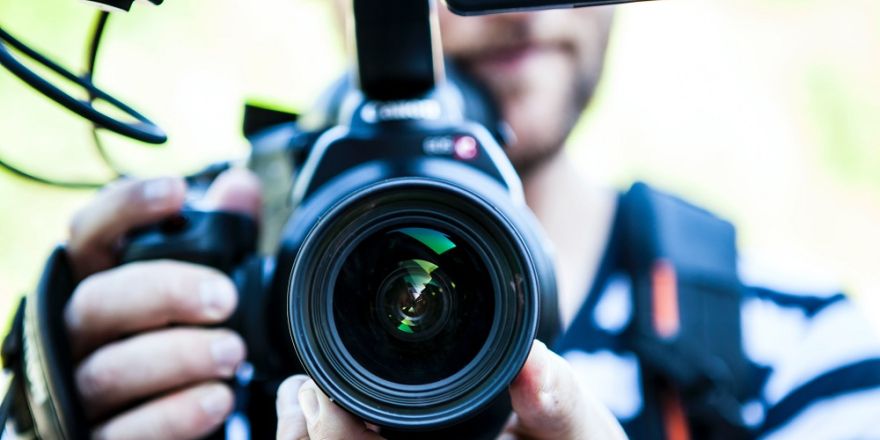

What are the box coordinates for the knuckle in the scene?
[537,371,573,421]
[157,263,233,319]
[75,351,121,402]
[531,389,573,436]
[304,408,322,431]
[538,391,566,420]
[66,273,107,332]
[132,261,202,316]
[181,385,232,434]
[182,329,242,377]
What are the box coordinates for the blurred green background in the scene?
[1,0,879,327]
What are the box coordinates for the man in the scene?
[59,3,880,440]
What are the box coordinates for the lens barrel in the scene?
[288,178,542,432]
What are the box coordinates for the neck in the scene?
[521,151,618,330]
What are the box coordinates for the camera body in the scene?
[263,75,563,434]
[121,70,560,437]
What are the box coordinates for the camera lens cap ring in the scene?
[0,27,167,144]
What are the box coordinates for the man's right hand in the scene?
[63,170,261,440]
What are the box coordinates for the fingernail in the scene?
[529,341,550,369]
[299,383,319,421]
[211,335,245,376]
[277,376,308,416]
[521,341,552,394]
[200,386,231,419]
[530,342,558,410]
[142,178,174,202]
[200,278,236,320]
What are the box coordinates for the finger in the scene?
[199,168,262,218]
[76,327,245,420]
[507,341,626,440]
[91,381,233,440]
[299,379,383,440]
[65,261,237,359]
[69,177,187,280]
[275,375,310,440]
[67,168,262,281]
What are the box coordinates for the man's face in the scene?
[438,6,614,171]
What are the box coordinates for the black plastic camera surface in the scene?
[121,73,559,438]
[446,0,653,15]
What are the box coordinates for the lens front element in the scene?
[334,226,494,385]
[377,257,451,341]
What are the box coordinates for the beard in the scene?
[444,8,614,174]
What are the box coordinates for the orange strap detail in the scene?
[653,261,690,439]
[662,388,691,440]
[651,260,680,339]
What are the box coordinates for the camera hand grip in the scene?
[119,209,283,374]
[120,210,257,272]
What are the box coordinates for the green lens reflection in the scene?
[401,259,438,294]
[376,257,453,341]
[334,224,494,384]
[400,227,457,255]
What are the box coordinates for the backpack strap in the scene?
[619,183,753,439]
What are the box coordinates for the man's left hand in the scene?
[275,341,627,440]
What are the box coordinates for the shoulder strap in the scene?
[619,183,753,439]
[1,247,89,439]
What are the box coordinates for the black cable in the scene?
[0,11,133,189]
[0,13,113,189]
[87,12,110,73]
[0,156,105,189]
[0,25,166,144]
[85,11,128,180]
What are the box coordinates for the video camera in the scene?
[0,0,650,438]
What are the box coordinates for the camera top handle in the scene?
[352,0,443,101]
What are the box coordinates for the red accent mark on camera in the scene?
[453,136,478,161]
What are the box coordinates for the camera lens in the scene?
[288,179,553,432]
[334,226,494,385]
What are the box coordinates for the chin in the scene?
[505,136,566,174]
[501,101,574,174]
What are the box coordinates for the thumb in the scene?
[276,376,383,440]
[199,168,262,218]
[276,375,310,440]
[507,341,626,440]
